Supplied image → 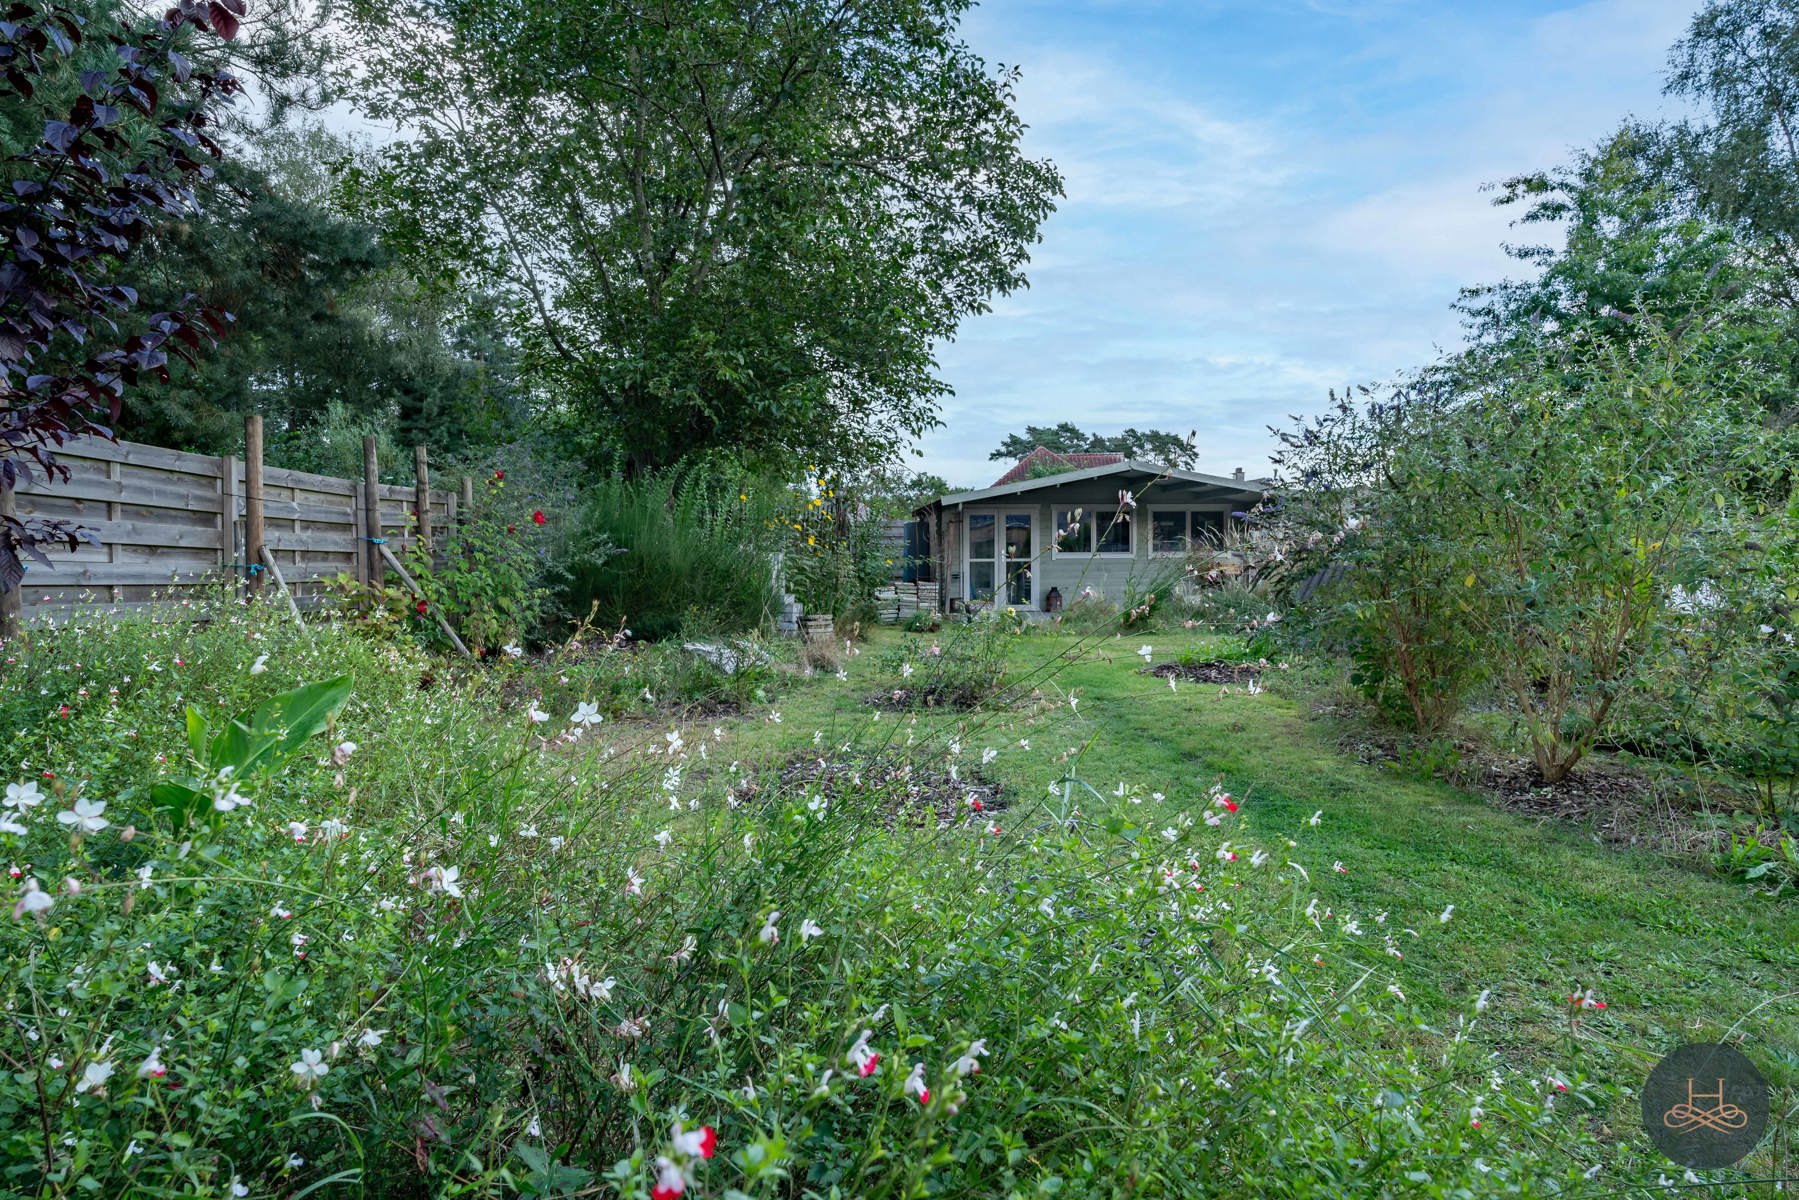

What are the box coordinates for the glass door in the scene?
[966,511,1035,608]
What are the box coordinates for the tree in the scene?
[1,0,243,594]
[988,423,1198,469]
[336,0,1062,476]
[119,123,527,461]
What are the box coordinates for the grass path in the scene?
[701,627,1799,1096]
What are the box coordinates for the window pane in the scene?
[1005,562,1031,606]
[1151,512,1186,554]
[1190,511,1225,548]
[1055,509,1089,553]
[1005,513,1033,560]
[968,513,995,560]
[1096,512,1132,554]
[968,560,995,601]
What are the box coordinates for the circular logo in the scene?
[1642,1043,1769,1169]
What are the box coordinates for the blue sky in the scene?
[921,0,1700,489]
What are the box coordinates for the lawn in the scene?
[708,626,1799,1096]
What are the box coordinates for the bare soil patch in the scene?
[1147,660,1263,685]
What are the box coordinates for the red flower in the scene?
[695,1126,716,1159]
[416,600,428,615]
[532,510,547,525]
[494,470,505,481]
[507,524,516,534]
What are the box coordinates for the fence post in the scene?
[413,445,432,565]
[0,481,19,641]
[219,453,240,585]
[244,415,265,594]
[363,436,381,586]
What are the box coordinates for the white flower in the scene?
[950,1039,988,1077]
[4,781,44,810]
[74,1059,114,1093]
[1476,989,1491,1013]
[137,1047,166,1078]
[569,701,602,727]
[904,1061,930,1104]
[319,818,349,839]
[230,1178,249,1197]
[250,654,269,675]
[665,729,685,754]
[653,1157,686,1199]
[758,911,781,945]
[424,865,463,899]
[671,1121,713,1157]
[291,1048,329,1088]
[1439,904,1455,924]
[798,918,824,942]
[332,740,357,767]
[900,662,915,678]
[653,829,673,847]
[981,747,997,765]
[528,704,549,724]
[0,813,23,836]
[502,643,523,658]
[56,798,108,833]
[1136,645,1153,662]
[356,1028,386,1050]
[1308,810,1322,827]
[212,782,250,814]
[146,961,171,986]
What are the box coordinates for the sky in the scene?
[920,0,1701,490]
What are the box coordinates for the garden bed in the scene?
[746,751,1008,830]
[1146,660,1263,685]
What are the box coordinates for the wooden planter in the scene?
[798,613,835,643]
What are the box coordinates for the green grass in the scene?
[693,626,1799,1093]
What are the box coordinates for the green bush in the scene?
[556,464,783,641]
[873,610,1019,708]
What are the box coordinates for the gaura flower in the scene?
[332,741,357,767]
[4,780,43,810]
[1137,645,1153,663]
[250,654,269,675]
[75,1060,114,1094]
[12,878,52,919]
[56,797,109,833]
[137,1047,166,1079]
[798,918,824,942]
[423,865,463,899]
[528,704,549,723]
[758,911,781,945]
[570,701,602,727]
[291,1048,329,1089]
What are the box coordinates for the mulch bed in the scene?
[1146,660,1263,685]
[1341,727,1701,849]
[740,752,1007,831]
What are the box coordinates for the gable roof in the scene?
[990,446,1125,487]
[938,459,1269,509]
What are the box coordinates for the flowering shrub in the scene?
[407,469,552,655]
[0,599,1673,1196]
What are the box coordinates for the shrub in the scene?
[873,610,1019,708]
[557,464,782,641]
[406,469,553,655]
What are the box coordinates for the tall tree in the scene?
[337,0,1062,475]
[988,423,1199,469]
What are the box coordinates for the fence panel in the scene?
[9,434,457,625]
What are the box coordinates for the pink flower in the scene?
[904,1062,930,1106]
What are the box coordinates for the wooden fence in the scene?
[1,418,469,634]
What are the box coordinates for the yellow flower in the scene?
[808,535,816,546]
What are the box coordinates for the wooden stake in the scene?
[378,542,471,658]
[362,435,381,586]
[260,545,307,632]
[244,415,265,593]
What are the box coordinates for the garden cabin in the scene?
[915,450,1268,612]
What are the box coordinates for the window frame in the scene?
[1147,506,1233,557]
[1052,504,1135,559]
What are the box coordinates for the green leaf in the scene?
[150,779,207,826]
[185,707,209,765]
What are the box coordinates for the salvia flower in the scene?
[847,1029,880,1077]
[950,1039,988,1077]
[671,1121,716,1159]
[758,911,781,945]
[904,1062,930,1105]
[651,1156,686,1200]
